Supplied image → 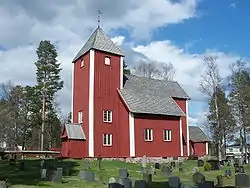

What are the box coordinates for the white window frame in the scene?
[163,130,171,141]
[103,134,112,146]
[144,129,153,141]
[105,57,111,65]
[78,111,83,123]
[103,110,112,123]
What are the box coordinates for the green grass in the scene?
[0,159,249,187]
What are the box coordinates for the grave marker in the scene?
[169,176,181,188]
[134,180,147,188]
[193,172,205,185]
[235,173,250,187]
[51,168,62,184]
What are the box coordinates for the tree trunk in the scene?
[214,93,222,160]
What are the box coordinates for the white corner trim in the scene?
[71,63,74,123]
[180,117,183,156]
[186,100,190,156]
[129,112,135,157]
[89,50,95,157]
[205,142,209,155]
[120,57,124,89]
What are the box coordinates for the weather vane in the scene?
[98,10,102,27]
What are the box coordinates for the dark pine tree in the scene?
[35,40,63,150]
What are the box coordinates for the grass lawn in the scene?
[0,159,249,187]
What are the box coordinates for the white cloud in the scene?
[0,0,199,116]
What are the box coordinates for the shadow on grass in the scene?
[0,159,80,186]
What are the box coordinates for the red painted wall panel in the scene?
[134,114,181,157]
[174,98,188,156]
[93,51,129,157]
[190,141,207,157]
[72,52,90,157]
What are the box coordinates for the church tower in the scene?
[71,26,125,157]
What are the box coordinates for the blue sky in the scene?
[0,0,249,127]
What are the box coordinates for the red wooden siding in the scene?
[93,51,126,157]
[174,98,188,156]
[134,114,181,157]
[72,52,90,157]
[190,141,207,157]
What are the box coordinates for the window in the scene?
[144,129,153,141]
[105,57,110,65]
[103,134,112,146]
[78,111,83,123]
[103,110,112,123]
[80,59,84,67]
[163,130,171,141]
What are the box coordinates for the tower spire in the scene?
[98,10,102,27]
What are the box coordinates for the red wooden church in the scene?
[61,26,195,158]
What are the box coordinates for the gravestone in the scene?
[51,168,62,184]
[225,169,231,177]
[149,166,155,175]
[135,180,148,188]
[235,173,250,187]
[109,177,116,184]
[169,176,181,188]
[79,170,87,180]
[155,163,160,169]
[118,177,132,188]
[216,175,223,187]
[193,172,205,185]
[0,181,6,188]
[197,160,204,167]
[199,181,214,188]
[85,171,95,182]
[119,169,128,178]
[143,173,152,184]
[41,169,47,180]
[162,165,172,177]
[108,183,124,188]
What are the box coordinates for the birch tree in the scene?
[200,56,223,160]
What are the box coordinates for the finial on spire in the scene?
[98,10,102,27]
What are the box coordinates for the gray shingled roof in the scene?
[73,27,124,62]
[118,75,189,116]
[189,126,209,142]
[64,123,86,140]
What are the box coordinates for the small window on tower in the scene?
[80,59,84,67]
[105,57,110,65]
[103,110,112,123]
[103,133,112,146]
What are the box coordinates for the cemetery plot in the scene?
[0,158,249,187]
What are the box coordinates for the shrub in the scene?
[204,162,211,171]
